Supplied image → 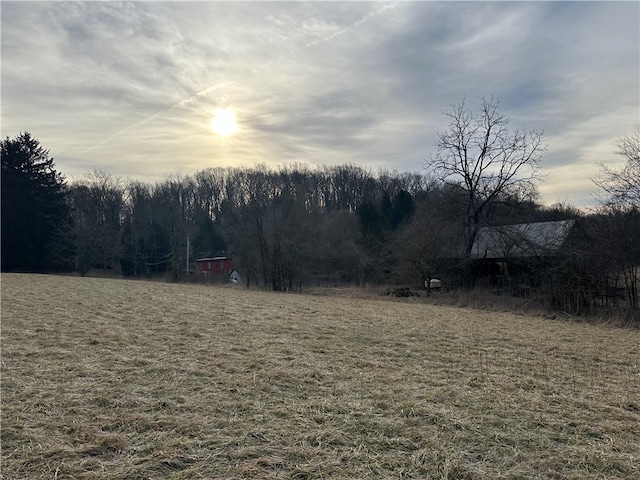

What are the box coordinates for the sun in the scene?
[211,108,238,136]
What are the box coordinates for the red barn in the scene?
[196,256,234,276]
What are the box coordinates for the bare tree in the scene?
[425,96,546,257]
[68,171,125,276]
[394,209,459,294]
[595,124,640,208]
[152,175,196,278]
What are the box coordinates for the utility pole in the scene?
[186,236,190,276]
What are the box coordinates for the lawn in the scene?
[1,273,639,479]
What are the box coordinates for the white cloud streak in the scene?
[305,2,399,47]
[84,81,235,152]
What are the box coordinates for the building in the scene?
[470,220,575,260]
[195,256,234,276]
[468,220,576,291]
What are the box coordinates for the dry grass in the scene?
[1,273,639,479]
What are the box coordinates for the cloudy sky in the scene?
[2,1,638,207]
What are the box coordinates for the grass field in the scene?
[1,273,639,479]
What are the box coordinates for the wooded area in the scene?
[2,101,638,321]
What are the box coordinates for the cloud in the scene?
[84,81,235,152]
[304,2,399,47]
[1,1,637,208]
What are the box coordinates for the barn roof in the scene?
[195,251,237,262]
[470,220,575,259]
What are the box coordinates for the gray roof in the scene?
[470,220,575,259]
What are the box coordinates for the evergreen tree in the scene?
[1,132,70,272]
[391,189,415,229]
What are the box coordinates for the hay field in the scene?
[1,273,639,479]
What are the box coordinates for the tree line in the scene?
[2,98,638,320]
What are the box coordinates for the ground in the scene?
[1,273,639,479]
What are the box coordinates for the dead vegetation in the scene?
[2,273,639,479]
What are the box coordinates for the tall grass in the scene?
[2,273,639,479]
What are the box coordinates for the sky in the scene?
[1,1,638,208]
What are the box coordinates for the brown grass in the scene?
[1,273,639,479]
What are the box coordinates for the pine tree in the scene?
[1,132,70,272]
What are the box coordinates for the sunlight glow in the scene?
[211,108,238,136]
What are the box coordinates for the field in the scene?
[1,274,639,479]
